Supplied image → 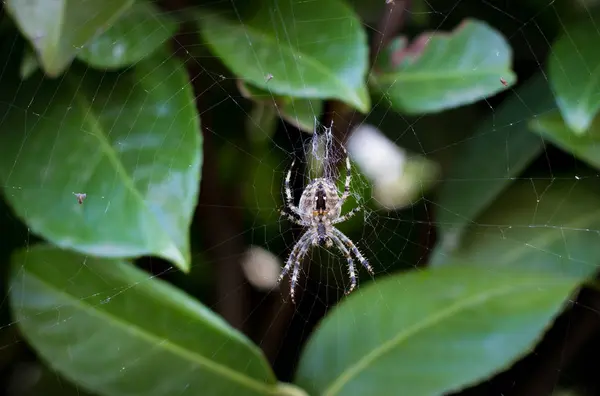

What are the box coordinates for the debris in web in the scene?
[73,193,87,205]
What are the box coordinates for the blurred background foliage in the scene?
[0,0,599,395]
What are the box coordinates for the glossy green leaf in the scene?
[548,13,600,134]
[239,81,322,133]
[530,110,600,170]
[370,19,515,114]
[430,72,551,264]
[5,0,134,76]
[198,0,370,112]
[295,265,584,396]
[10,245,277,396]
[435,178,600,278]
[0,53,201,271]
[278,98,321,133]
[77,1,178,69]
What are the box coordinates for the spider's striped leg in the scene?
[278,231,312,303]
[332,205,363,225]
[278,231,311,284]
[339,147,352,202]
[333,228,374,275]
[289,236,313,304]
[284,158,301,216]
[330,234,357,295]
[332,146,353,214]
[279,208,306,226]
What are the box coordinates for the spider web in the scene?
[0,0,597,395]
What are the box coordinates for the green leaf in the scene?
[430,72,551,264]
[295,265,584,396]
[10,245,277,396]
[5,0,134,76]
[440,178,600,278]
[238,81,322,133]
[548,13,600,134]
[198,0,370,112]
[77,1,178,69]
[370,19,515,114]
[530,110,600,170]
[0,53,201,271]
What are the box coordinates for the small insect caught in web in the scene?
[265,73,273,82]
[73,192,87,204]
[278,121,373,303]
[500,77,508,86]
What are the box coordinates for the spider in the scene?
[278,147,373,303]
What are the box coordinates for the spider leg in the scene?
[332,205,363,225]
[333,227,374,275]
[289,236,313,304]
[284,158,302,216]
[278,231,310,283]
[330,146,353,215]
[279,208,307,226]
[278,231,313,303]
[330,234,357,295]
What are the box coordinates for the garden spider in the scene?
[278,147,373,303]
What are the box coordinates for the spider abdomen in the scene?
[297,178,342,221]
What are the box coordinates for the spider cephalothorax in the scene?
[279,147,373,303]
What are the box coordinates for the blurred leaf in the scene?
[10,245,278,396]
[438,178,600,278]
[247,102,278,145]
[16,364,96,396]
[243,149,282,226]
[198,0,370,112]
[0,53,201,272]
[77,1,178,69]
[239,81,322,134]
[370,19,515,114]
[5,0,134,76]
[275,383,310,396]
[20,46,39,80]
[576,0,600,8]
[430,72,552,264]
[411,0,432,26]
[530,110,600,170]
[295,265,583,396]
[548,12,600,134]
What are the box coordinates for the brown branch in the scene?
[197,125,248,332]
